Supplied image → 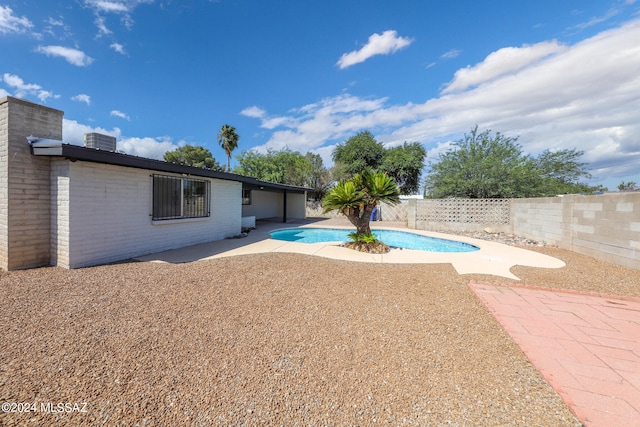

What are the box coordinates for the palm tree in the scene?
[217,124,239,172]
[322,169,400,236]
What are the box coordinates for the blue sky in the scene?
[2,0,639,191]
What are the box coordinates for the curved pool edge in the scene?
[265,225,565,279]
[136,223,566,281]
[270,226,480,252]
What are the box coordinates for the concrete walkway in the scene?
[135,219,565,280]
[470,282,640,427]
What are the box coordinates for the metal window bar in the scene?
[183,179,210,218]
[152,175,210,220]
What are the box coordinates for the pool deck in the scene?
[134,218,565,281]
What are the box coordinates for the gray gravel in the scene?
[2,243,637,426]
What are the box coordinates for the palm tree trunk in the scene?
[345,204,375,235]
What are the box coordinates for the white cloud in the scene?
[63,118,179,159]
[71,94,91,105]
[0,5,33,35]
[569,0,635,31]
[240,106,266,118]
[442,41,567,94]
[244,19,640,186]
[2,73,57,102]
[110,110,130,120]
[43,16,71,39]
[117,136,181,159]
[94,16,112,36]
[35,45,94,66]
[84,0,154,30]
[440,49,462,60]
[85,1,131,14]
[62,118,120,146]
[110,42,126,54]
[244,94,398,157]
[336,30,414,69]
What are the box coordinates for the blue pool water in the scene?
[270,228,479,253]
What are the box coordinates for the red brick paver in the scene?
[469,282,640,427]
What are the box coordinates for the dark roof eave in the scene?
[58,144,311,193]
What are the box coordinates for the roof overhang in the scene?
[28,137,64,156]
[29,140,310,193]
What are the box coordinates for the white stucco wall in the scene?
[286,192,306,219]
[52,160,241,268]
[242,189,282,219]
[241,189,307,220]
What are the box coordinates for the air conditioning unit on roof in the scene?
[84,133,116,152]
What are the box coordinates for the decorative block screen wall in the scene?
[416,198,511,224]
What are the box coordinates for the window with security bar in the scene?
[152,175,210,220]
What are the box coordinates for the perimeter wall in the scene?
[510,193,639,270]
[308,193,640,270]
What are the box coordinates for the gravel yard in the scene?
[1,241,638,426]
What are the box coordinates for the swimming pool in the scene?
[270,228,479,253]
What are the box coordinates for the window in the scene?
[242,189,252,205]
[152,174,210,220]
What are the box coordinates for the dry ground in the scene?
[1,244,638,426]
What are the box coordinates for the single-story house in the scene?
[0,96,309,270]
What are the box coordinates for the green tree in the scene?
[306,152,332,200]
[332,131,385,179]
[618,181,638,191]
[380,142,427,195]
[425,126,594,198]
[217,124,239,172]
[425,127,536,198]
[535,148,592,196]
[235,148,313,187]
[322,169,400,236]
[163,145,222,170]
[332,131,426,194]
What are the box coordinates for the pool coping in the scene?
[270,226,481,252]
[134,220,565,280]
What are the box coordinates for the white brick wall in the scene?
[50,159,70,267]
[55,161,241,268]
[0,101,8,268]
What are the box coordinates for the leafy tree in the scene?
[322,170,400,236]
[235,148,313,187]
[424,126,593,198]
[425,127,537,198]
[332,131,385,179]
[589,184,608,193]
[163,145,222,170]
[217,124,239,172]
[535,148,592,195]
[380,142,427,195]
[618,181,638,191]
[306,152,333,200]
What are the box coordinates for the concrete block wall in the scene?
[512,193,640,270]
[55,161,241,268]
[0,100,7,268]
[569,193,639,269]
[511,197,566,245]
[0,97,62,270]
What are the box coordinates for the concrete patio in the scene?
[134,218,566,281]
